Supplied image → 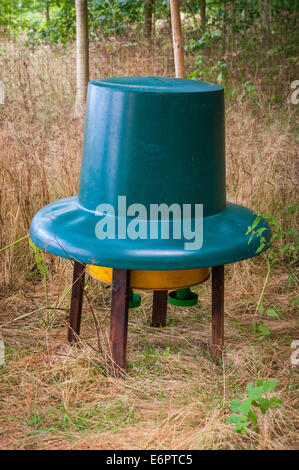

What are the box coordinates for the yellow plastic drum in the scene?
[87,265,210,290]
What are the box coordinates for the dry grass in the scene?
[0,267,298,450]
[0,28,298,450]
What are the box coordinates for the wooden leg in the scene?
[152,290,168,327]
[68,261,85,343]
[212,265,224,359]
[110,268,131,373]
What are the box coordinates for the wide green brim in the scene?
[30,197,271,270]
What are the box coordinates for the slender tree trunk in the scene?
[231,1,236,25]
[222,1,227,51]
[152,12,155,38]
[222,1,227,36]
[170,0,185,79]
[45,1,50,23]
[19,0,22,28]
[75,0,89,117]
[262,1,271,35]
[144,0,154,41]
[200,0,206,27]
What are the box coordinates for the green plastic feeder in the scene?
[168,288,198,307]
[129,290,141,309]
[30,77,271,269]
[28,76,272,370]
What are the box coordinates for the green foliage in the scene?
[88,0,144,38]
[227,379,283,434]
[185,30,222,53]
[26,4,76,45]
[248,206,298,283]
[1,0,299,46]
[29,239,48,278]
[188,55,228,84]
[253,321,271,338]
[246,205,298,325]
[246,216,268,254]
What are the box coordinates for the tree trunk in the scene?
[144,0,154,41]
[200,0,206,27]
[222,1,227,36]
[170,0,185,79]
[19,0,22,28]
[45,1,50,23]
[222,1,227,51]
[231,1,236,25]
[262,1,271,35]
[75,0,89,117]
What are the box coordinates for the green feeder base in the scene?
[168,288,198,307]
[129,289,141,308]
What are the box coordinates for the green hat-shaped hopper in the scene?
[30,77,271,269]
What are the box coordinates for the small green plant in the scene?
[26,411,45,431]
[188,55,228,83]
[240,81,258,104]
[185,30,222,52]
[227,380,282,434]
[246,216,268,254]
[246,206,298,318]
[29,239,48,278]
[253,321,272,339]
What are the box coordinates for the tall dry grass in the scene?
[0,28,298,450]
